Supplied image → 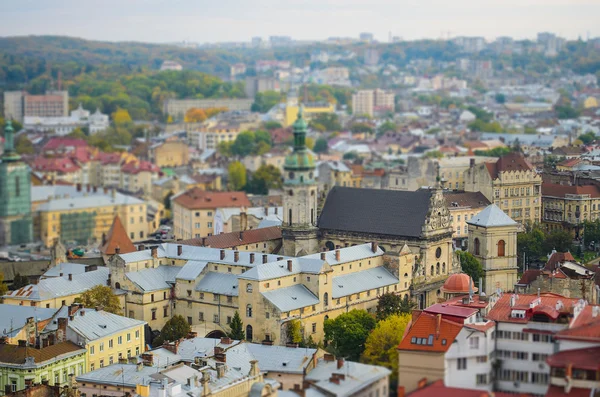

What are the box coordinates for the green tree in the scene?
[474,147,513,157]
[228,161,247,191]
[217,141,233,157]
[578,131,596,145]
[67,127,88,140]
[0,272,8,297]
[228,311,245,340]
[517,225,546,267]
[309,113,341,132]
[457,251,484,285]
[362,314,411,386]
[350,122,373,134]
[263,121,282,130]
[164,191,174,210]
[285,319,303,344]
[376,292,415,321]
[584,219,600,247]
[245,164,282,195]
[377,121,397,137]
[555,105,580,119]
[15,135,34,155]
[495,93,506,104]
[11,273,29,290]
[313,137,328,153]
[343,151,358,160]
[324,309,376,361]
[423,150,443,159]
[75,285,122,314]
[251,91,284,113]
[545,229,572,252]
[153,315,191,346]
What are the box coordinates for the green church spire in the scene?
[284,106,315,172]
[2,120,20,162]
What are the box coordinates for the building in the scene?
[180,226,282,253]
[163,99,254,121]
[364,48,379,66]
[317,161,352,195]
[0,121,33,246]
[172,189,252,239]
[151,174,222,204]
[120,160,161,195]
[3,91,68,123]
[23,104,109,135]
[244,77,280,98]
[467,204,519,294]
[439,157,497,191]
[213,206,282,235]
[444,191,490,247]
[464,152,542,225]
[160,61,183,71]
[541,183,600,237]
[284,102,335,127]
[3,91,24,123]
[351,89,394,117]
[149,140,190,168]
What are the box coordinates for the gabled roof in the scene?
[180,226,282,249]
[0,304,58,338]
[486,293,580,324]
[305,357,390,396]
[173,188,251,210]
[517,269,542,286]
[0,341,85,365]
[398,312,463,353]
[67,308,146,341]
[444,191,490,209]
[126,266,181,292]
[318,187,432,238]
[495,152,534,173]
[542,183,600,198]
[331,267,398,299]
[466,204,517,228]
[545,251,576,271]
[424,303,478,319]
[406,380,529,397]
[239,257,327,281]
[546,346,600,370]
[554,305,600,342]
[195,272,239,296]
[101,215,136,255]
[262,284,320,312]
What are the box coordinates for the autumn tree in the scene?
[112,108,133,126]
[153,315,190,346]
[185,108,207,123]
[76,285,122,314]
[228,311,245,340]
[285,319,303,344]
[228,161,247,191]
[324,310,376,360]
[0,272,8,297]
[362,314,411,387]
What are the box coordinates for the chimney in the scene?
[163,340,180,354]
[435,314,441,338]
[239,231,244,240]
[329,376,340,385]
[336,358,344,370]
[371,242,378,253]
[86,184,91,192]
[201,237,206,247]
[216,363,226,378]
[76,183,81,192]
[262,254,268,264]
[287,260,293,272]
[140,353,154,366]
[68,273,72,281]
[137,362,144,371]
[177,245,183,256]
[335,249,340,261]
[101,232,107,246]
[335,245,340,250]
[249,253,255,264]
[220,250,225,260]
[57,318,68,342]
[320,252,326,260]
[275,207,278,215]
[220,337,232,345]
[264,206,269,216]
[214,346,224,355]
[151,247,157,258]
[215,352,226,363]
[277,256,283,261]
[115,246,120,255]
[324,353,335,362]
[81,310,85,316]
[93,185,97,193]
[59,273,63,277]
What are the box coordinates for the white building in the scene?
[160,61,183,71]
[23,104,109,135]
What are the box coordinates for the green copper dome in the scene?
[284,106,315,171]
[2,120,20,162]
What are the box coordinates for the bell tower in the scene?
[282,107,319,256]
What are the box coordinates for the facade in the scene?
[444,191,490,247]
[0,121,33,246]
[172,189,251,239]
[467,205,519,294]
[244,76,280,98]
[23,105,109,136]
[3,91,24,123]
[439,157,496,191]
[464,152,542,225]
[150,140,190,168]
[541,183,600,237]
[4,91,68,123]
[351,89,394,117]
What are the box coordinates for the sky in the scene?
[0,0,599,44]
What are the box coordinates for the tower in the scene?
[282,107,319,256]
[0,121,33,246]
[467,204,518,294]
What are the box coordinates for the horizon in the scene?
[1,0,599,44]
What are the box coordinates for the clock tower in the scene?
[282,107,319,256]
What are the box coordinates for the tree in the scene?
[584,219,600,247]
[423,150,443,159]
[518,225,546,267]
[545,229,572,252]
[12,273,29,290]
[376,292,415,320]
[0,272,8,297]
[474,147,513,157]
[76,285,122,314]
[251,91,284,113]
[578,131,596,145]
[555,104,580,119]
[285,319,303,344]
[457,251,484,284]
[377,121,397,137]
[67,127,88,140]
[112,108,133,126]
[324,309,376,361]
[263,121,282,130]
[228,311,245,340]
[343,151,358,160]
[185,108,207,123]
[362,314,411,386]
[495,93,506,104]
[245,164,282,195]
[305,137,315,150]
[309,113,341,132]
[228,161,247,191]
[350,122,373,134]
[15,135,34,155]
[153,315,191,346]
[313,137,328,153]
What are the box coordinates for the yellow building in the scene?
[541,183,600,236]
[583,96,598,109]
[464,152,542,225]
[32,185,149,246]
[120,160,160,195]
[172,189,251,239]
[150,140,190,168]
[467,204,519,294]
[439,156,496,191]
[444,191,490,247]
[284,102,335,127]
[317,161,352,195]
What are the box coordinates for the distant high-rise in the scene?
[359,32,374,43]
[364,48,379,66]
[352,89,394,117]
[4,90,69,123]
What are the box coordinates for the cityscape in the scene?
[0,2,599,397]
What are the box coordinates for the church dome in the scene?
[442,273,478,294]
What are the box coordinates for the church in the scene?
[281,108,460,308]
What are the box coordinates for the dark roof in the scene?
[0,342,85,364]
[318,187,431,238]
[542,183,600,199]
[444,191,490,208]
[181,226,282,248]
[517,269,542,285]
[495,152,534,173]
[544,251,576,271]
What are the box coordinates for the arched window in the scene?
[246,325,253,341]
[498,240,506,257]
[474,238,480,256]
[430,265,434,275]
[246,304,253,318]
[325,241,335,251]
[442,262,446,273]
[436,262,440,275]
[115,282,121,290]
[246,283,253,293]
[403,273,408,278]
[323,292,329,306]
[288,209,292,226]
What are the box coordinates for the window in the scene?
[109,356,114,365]
[266,312,270,319]
[151,309,157,320]
[532,372,549,384]
[476,374,487,385]
[312,323,317,333]
[109,339,113,348]
[246,304,253,318]
[469,336,479,349]
[118,336,122,345]
[208,222,213,228]
[474,238,480,255]
[163,307,168,318]
[199,312,204,321]
[99,342,104,352]
[213,314,219,323]
[99,359,104,368]
[127,333,131,342]
[151,294,154,302]
[498,240,506,257]
[457,358,467,370]
[246,283,253,293]
[135,330,140,339]
[90,345,95,355]
[324,292,329,306]
[55,372,60,385]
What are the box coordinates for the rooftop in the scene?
[466,204,518,228]
[443,191,490,209]
[485,293,581,324]
[67,307,146,341]
[406,380,530,397]
[542,183,600,198]
[331,266,398,299]
[261,284,320,312]
[398,312,463,353]
[126,266,181,292]
[101,215,136,255]
[0,304,58,338]
[0,341,85,365]
[172,188,251,210]
[546,346,600,370]
[180,226,282,249]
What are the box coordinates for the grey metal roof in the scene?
[466,204,518,228]
[305,358,391,396]
[175,260,208,280]
[261,284,320,312]
[68,308,146,341]
[176,338,242,363]
[0,304,58,337]
[239,258,325,281]
[42,262,89,278]
[318,186,432,238]
[331,267,398,299]
[303,243,382,265]
[76,363,161,386]
[195,272,239,296]
[245,343,317,374]
[36,191,144,212]
[4,267,109,301]
[126,266,181,292]
[146,347,182,367]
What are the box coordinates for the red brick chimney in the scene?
[337,358,344,370]
[335,249,340,261]
[287,260,293,272]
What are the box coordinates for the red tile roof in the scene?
[398,312,463,353]
[406,380,531,397]
[121,160,160,174]
[517,269,542,285]
[554,305,600,342]
[424,303,478,320]
[485,162,498,179]
[486,293,580,324]
[443,294,491,310]
[545,385,592,397]
[444,191,490,209]
[557,158,582,168]
[173,188,251,210]
[464,321,495,332]
[98,152,123,165]
[545,251,576,271]
[101,215,136,255]
[542,183,600,199]
[180,226,282,248]
[31,156,80,173]
[42,138,88,152]
[496,152,534,173]
[546,346,600,370]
